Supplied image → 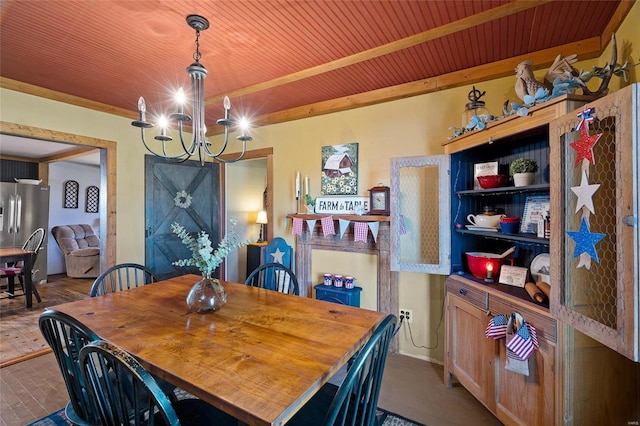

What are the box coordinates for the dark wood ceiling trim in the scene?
[252,36,602,127]
[206,0,555,105]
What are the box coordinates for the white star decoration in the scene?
[571,170,600,214]
[270,248,285,264]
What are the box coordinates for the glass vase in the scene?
[186,274,227,314]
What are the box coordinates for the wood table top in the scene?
[51,274,386,426]
[0,248,32,257]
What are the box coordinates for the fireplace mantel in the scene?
[287,213,399,352]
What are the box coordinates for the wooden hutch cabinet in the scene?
[440,86,639,426]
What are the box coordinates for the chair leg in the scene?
[18,275,42,303]
[7,276,16,298]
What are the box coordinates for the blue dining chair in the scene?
[39,309,100,426]
[286,314,397,426]
[79,339,237,426]
[263,237,293,268]
[245,262,299,295]
[89,263,159,296]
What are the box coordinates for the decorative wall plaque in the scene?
[86,185,99,213]
[64,180,79,209]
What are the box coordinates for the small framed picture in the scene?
[473,161,498,189]
[498,265,529,288]
[521,195,550,234]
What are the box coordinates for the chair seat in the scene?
[69,248,100,257]
[0,267,22,276]
[168,398,237,426]
[287,383,339,426]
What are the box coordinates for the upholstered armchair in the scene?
[51,224,100,278]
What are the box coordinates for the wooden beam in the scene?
[206,0,554,105]
[0,77,138,120]
[600,0,636,50]
[0,154,39,163]
[251,37,602,127]
[40,146,99,163]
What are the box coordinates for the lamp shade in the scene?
[256,211,268,224]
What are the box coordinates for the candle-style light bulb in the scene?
[239,117,249,137]
[223,96,231,120]
[138,96,147,122]
[176,88,185,114]
[158,115,168,137]
[485,263,494,282]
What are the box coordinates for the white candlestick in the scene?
[296,172,300,198]
[305,176,309,196]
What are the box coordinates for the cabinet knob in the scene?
[459,288,467,295]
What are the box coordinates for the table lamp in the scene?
[256,210,268,242]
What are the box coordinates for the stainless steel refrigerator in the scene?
[0,182,50,284]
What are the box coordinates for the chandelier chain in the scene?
[193,29,202,62]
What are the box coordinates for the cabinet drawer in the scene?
[488,296,556,343]
[447,279,488,310]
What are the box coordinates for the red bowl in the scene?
[466,252,513,279]
[477,175,509,189]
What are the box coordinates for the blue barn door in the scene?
[144,156,220,280]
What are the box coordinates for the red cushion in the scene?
[0,267,23,276]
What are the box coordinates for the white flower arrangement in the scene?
[171,218,249,277]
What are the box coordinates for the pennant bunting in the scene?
[576,252,593,270]
[321,216,335,236]
[368,221,379,243]
[399,214,407,235]
[305,219,317,234]
[292,218,303,236]
[339,219,351,239]
[354,222,368,242]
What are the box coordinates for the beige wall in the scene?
[1,0,637,362]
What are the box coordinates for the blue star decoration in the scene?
[566,218,606,263]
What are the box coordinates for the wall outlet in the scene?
[399,308,412,323]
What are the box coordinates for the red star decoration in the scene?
[570,126,602,167]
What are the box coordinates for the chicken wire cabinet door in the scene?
[550,83,639,362]
[390,155,450,273]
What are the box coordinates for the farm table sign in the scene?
[315,196,369,214]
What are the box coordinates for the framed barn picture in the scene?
[321,142,358,195]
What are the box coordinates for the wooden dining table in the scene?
[51,274,387,426]
[0,247,34,308]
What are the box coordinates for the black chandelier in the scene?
[131,14,252,165]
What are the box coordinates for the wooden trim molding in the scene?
[0,121,117,272]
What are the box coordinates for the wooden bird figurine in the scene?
[514,60,546,102]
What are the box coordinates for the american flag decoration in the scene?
[321,216,335,236]
[354,222,368,242]
[506,320,538,360]
[292,217,303,236]
[485,314,509,339]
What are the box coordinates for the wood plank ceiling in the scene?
[0,0,629,131]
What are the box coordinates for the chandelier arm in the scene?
[211,139,248,163]
[175,121,201,157]
[139,127,190,161]
[202,127,232,158]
